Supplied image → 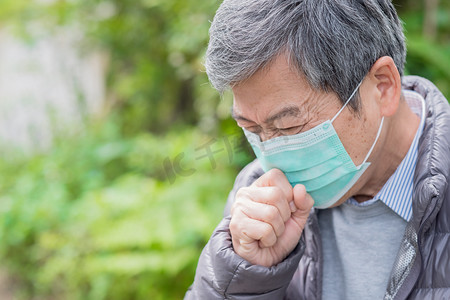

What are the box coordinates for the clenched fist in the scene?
[229,168,314,267]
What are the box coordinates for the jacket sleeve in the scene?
[184,160,305,300]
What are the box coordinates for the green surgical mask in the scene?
[243,82,384,208]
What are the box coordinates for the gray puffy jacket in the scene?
[185,76,450,300]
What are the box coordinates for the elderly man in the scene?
[185,1,450,299]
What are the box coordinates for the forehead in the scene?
[231,55,338,122]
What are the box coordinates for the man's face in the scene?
[231,54,383,206]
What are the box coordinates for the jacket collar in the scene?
[402,75,450,231]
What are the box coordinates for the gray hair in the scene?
[205,0,406,111]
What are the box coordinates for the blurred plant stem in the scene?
[424,0,439,41]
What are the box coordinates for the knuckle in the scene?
[268,168,284,178]
[261,223,274,238]
[265,168,285,184]
[232,189,252,213]
[229,217,241,235]
[266,187,283,203]
[230,202,242,216]
[263,205,279,223]
[231,199,243,211]
[235,187,249,200]
[236,187,257,203]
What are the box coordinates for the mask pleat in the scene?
[291,161,357,191]
[284,159,344,181]
[256,145,341,171]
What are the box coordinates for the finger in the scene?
[252,168,293,202]
[230,211,277,248]
[237,186,291,222]
[291,184,314,226]
[270,185,313,254]
[233,198,286,237]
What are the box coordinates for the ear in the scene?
[366,56,402,117]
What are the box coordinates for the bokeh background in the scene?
[0,0,448,299]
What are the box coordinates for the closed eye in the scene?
[244,126,262,134]
[278,126,303,135]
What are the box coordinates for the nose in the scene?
[259,133,270,142]
[259,130,276,142]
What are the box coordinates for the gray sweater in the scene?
[319,201,407,300]
[184,76,450,300]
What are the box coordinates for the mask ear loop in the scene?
[331,80,363,123]
[329,80,384,166]
[360,116,384,166]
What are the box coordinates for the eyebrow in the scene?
[231,105,301,124]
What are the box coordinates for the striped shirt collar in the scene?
[347,90,426,221]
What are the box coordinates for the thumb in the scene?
[291,184,314,226]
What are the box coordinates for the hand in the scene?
[229,169,314,267]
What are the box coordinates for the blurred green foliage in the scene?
[0,118,249,299]
[0,0,448,299]
[398,0,450,97]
